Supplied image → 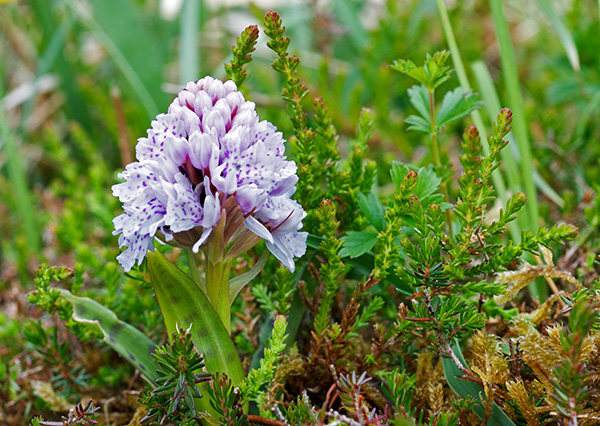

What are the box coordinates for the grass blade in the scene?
[20,16,75,130]
[0,109,40,254]
[179,0,202,84]
[65,0,165,119]
[489,0,540,233]
[29,0,91,127]
[536,0,580,72]
[489,0,547,299]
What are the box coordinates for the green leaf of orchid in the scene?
[229,249,270,305]
[442,340,516,426]
[57,289,159,384]
[147,249,244,386]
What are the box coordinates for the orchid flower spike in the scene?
[113,77,307,272]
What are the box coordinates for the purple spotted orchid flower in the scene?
[112,76,307,273]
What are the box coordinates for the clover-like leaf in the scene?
[392,51,451,90]
[435,87,482,130]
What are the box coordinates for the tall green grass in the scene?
[489,0,539,232]
[0,110,40,255]
[536,0,580,73]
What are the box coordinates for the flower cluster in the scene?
[113,77,307,272]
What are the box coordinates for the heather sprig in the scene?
[139,325,212,425]
[263,11,309,135]
[239,315,287,407]
[373,170,418,280]
[549,291,599,423]
[313,199,345,336]
[263,10,375,237]
[23,322,90,398]
[33,400,99,426]
[28,264,98,341]
[224,25,260,87]
[205,373,249,426]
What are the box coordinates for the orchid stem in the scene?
[186,248,204,290]
[206,259,232,333]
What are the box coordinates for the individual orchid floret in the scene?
[113,76,307,272]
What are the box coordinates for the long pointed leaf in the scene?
[442,341,516,426]
[147,250,244,385]
[536,0,580,72]
[229,250,269,305]
[58,289,159,383]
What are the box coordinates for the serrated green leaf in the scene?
[58,289,159,384]
[358,192,385,231]
[340,232,379,258]
[407,84,431,121]
[405,115,431,133]
[435,87,482,129]
[392,51,451,89]
[147,250,244,385]
[442,341,516,426]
